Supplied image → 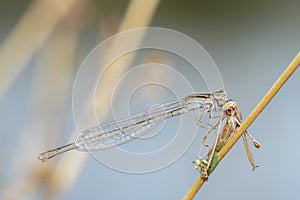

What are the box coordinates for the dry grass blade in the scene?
[183,51,300,200]
[0,0,78,97]
[49,0,161,195]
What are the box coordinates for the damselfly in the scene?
[37,90,227,162]
[193,100,261,178]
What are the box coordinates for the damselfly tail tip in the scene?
[37,149,59,162]
[37,143,76,162]
[37,152,50,162]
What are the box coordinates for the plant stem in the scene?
[183,51,300,200]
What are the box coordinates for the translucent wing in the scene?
[75,98,201,151]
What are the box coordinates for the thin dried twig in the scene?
[183,51,300,200]
[0,0,78,97]
[49,0,161,195]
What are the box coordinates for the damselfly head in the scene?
[223,100,238,116]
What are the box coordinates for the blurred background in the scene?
[0,0,300,199]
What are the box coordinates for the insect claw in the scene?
[252,165,259,171]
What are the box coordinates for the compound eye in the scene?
[226,106,235,115]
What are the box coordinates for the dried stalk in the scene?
[183,51,300,199]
